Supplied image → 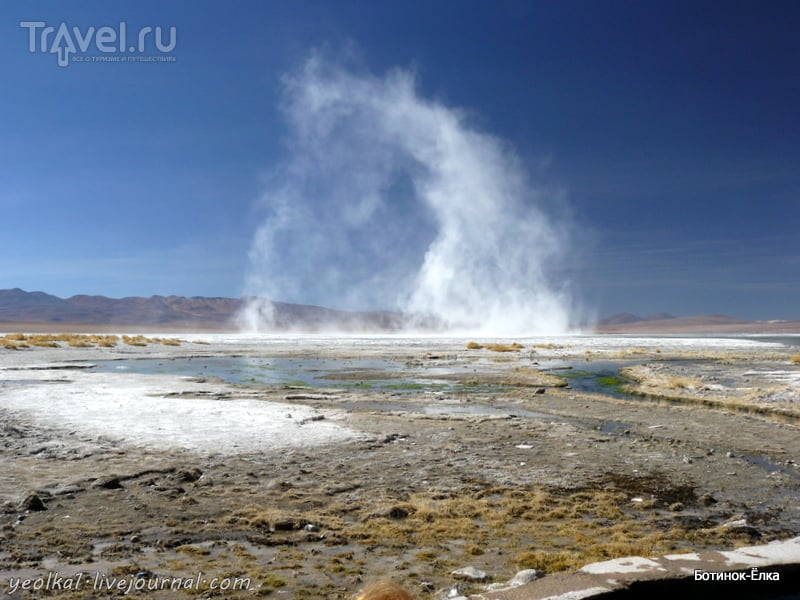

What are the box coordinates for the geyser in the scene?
[240,55,578,335]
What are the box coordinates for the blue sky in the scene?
[1,0,798,320]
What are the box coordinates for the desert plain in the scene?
[0,332,799,598]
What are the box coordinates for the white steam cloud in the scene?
[240,55,578,335]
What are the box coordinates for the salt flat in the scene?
[0,333,798,598]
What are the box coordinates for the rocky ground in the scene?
[0,334,798,598]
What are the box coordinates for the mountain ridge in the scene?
[1,289,798,334]
[0,288,402,332]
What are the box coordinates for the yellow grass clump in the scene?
[0,333,186,348]
[354,581,413,600]
[485,342,525,352]
[26,335,59,348]
[791,354,800,364]
[0,337,28,350]
[665,376,703,390]
[466,341,526,352]
[122,335,149,346]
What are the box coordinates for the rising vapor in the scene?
[240,55,578,335]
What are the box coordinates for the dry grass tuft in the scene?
[513,549,581,572]
[791,354,800,364]
[336,484,674,573]
[465,341,526,352]
[485,342,525,352]
[0,337,26,350]
[122,335,149,347]
[1,333,124,349]
[665,376,703,390]
[28,335,59,348]
[176,544,211,556]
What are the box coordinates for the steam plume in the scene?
[240,55,577,335]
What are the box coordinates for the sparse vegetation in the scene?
[0,333,181,349]
[0,337,27,350]
[791,354,800,364]
[220,481,717,579]
[597,375,628,393]
[485,342,524,352]
[123,335,149,346]
[3,333,797,600]
[665,376,703,390]
[465,341,525,352]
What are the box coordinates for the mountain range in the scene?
[0,288,798,333]
[596,312,800,334]
[0,288,402,332]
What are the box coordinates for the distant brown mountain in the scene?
[0,289,403,332]
[599,312,676,325]
[2,289,798,334]
[597,313,800,334]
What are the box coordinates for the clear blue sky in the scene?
[1,0,798,320]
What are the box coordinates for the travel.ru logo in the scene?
[20,21,177,67]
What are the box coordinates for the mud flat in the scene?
[0,334,798,598]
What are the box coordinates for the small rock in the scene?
[272,519,297,531]
[508,569,542,586]
[387,506,409,520]
[304,523,319,532]
[452,566,488,583]
[534,388,546,395]
[51,484,84,496]
[726,451,735,458]
[300,415,326,425]
[2,501,16,514]
[699,493,717,506]
[419,581,435,592]
[721,517,761,537]
[18,494,47,512]
[178,468,203,483]
[682,456,693,464]
[93,476,123,490]
[668,502,684,512]
[195,476,214,488]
